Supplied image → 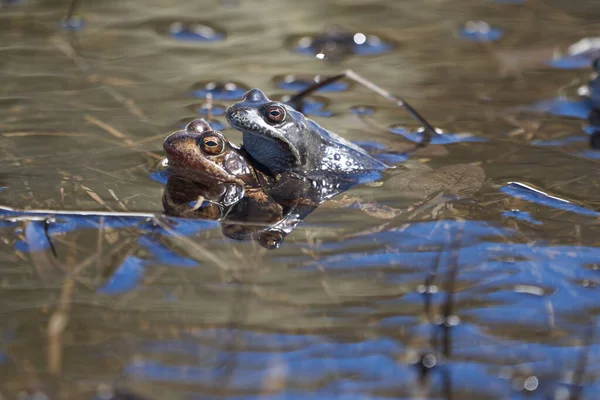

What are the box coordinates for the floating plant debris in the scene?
[273,74,349,92]
[190,81,247,101]
[288,30,394,60]
[458,21,503,42]
[390,126,486,144]
[349,105,375,116]
[167,21,225,42]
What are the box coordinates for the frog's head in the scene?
[163,118,249,185]
[225,88,309,173]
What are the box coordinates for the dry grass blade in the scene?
[80,185,115,212]
[84,115,133,144]
[3,132,93,137]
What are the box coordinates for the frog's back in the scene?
[306,120,389,173]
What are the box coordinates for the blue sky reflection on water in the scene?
[53,219,596,397]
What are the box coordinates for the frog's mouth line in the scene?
[166,158,239,184]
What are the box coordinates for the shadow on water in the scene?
[2,0,600,399]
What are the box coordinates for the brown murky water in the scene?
[2,0,600,399]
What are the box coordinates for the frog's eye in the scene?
[199,133,226,155]
[265,105,286,124]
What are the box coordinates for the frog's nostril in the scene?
[242,88,268,103]
[163,131,188,152]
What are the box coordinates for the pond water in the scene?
[2,0,600,399]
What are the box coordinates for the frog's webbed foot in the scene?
[285,70,440,149]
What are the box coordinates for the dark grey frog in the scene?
[225,88,389,176]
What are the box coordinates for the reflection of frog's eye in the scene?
[200,134,225,155]
[265,105,286,124]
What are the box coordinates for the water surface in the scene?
[1,0,600,399]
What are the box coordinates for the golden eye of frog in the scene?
[225,88,389,175]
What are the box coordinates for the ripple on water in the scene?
[349,105,375,116]
[530,136,587,146]
[502,210,543,225]
[60,16,85,31]
[548,37,600,69]
[274,94,333,117]
[273,74,349,92]
[167,21,225,42]
[287,30,394,60]
[523,97,592,119]
[579,149,600,160]
[522,97,593,119]
[190,81,248,101]
[187,102,227,117]
[390,126,486,144]
[177,116,226,131]
[116,19,226,43]
[458,21,504,42]
[500,182,600,217]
